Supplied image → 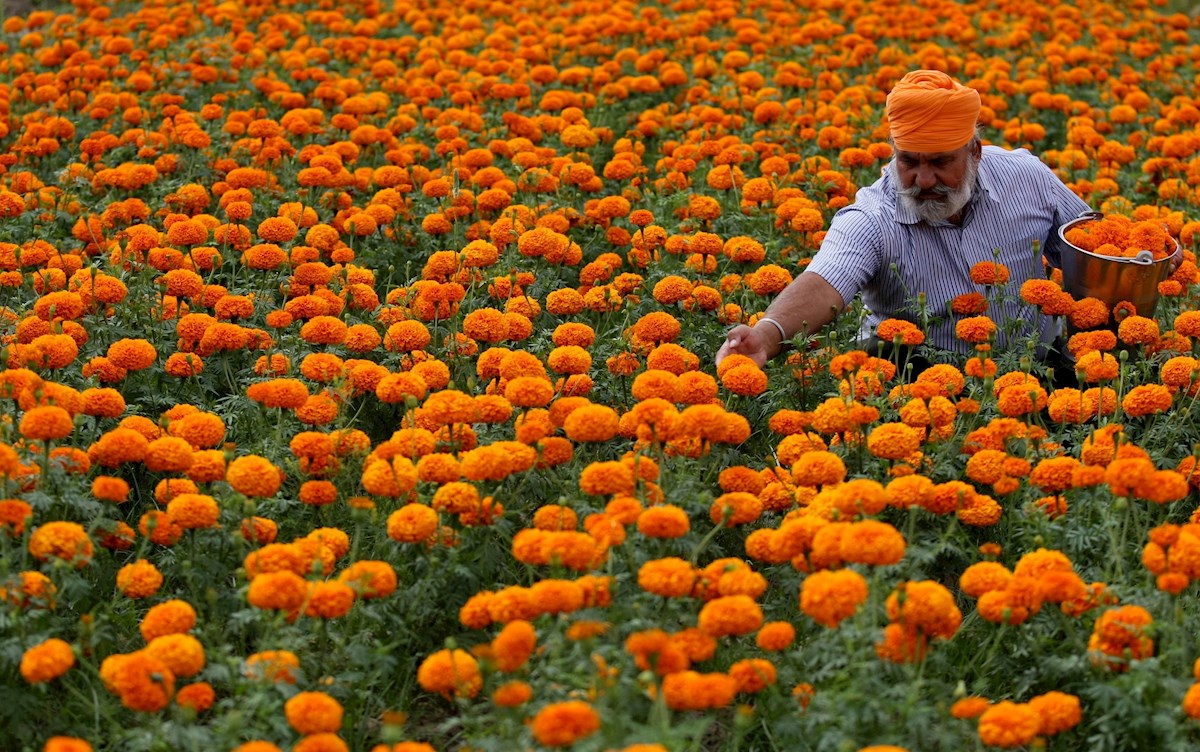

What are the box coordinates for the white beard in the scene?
[891,156,979,225]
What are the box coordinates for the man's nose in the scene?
[914,166,937,190]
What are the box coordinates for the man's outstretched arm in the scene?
[715,271,846,367]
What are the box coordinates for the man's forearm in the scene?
[759,271,847,344]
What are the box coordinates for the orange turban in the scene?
[886,70,981,153]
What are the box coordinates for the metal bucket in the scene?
[1058,210,1174,320]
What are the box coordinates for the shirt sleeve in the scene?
[804,206,884,305]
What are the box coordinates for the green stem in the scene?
[689,506,727,567]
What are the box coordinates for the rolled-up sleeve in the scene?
[805,207,884,305]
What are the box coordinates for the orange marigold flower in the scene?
[383,321,432,352]
[169,412,226,449]
[141,600,196,641]
[876,318,925,346]
[101,650,175,712]
[1088,604,1154,670]
[19,405,74,441]
[166,493,220,529]
[578,460,635,496]
[29,521,93,567]
[145,633,206,678]
[1069,297,1109,330]
[1117,315,1160,346]
[661,670,738,710]
[242,650,300,684]
[44,738,92,752]
[791,449,846,486]
[492,680,533,708]
[24,333,79,370]
[756,621,796,652]
[107,338,157,371]
[138,510,182,546]
[285,691,344,735]
[144,436,194,473]
[697,594,763,637]
[960,561,1013,597]
[1184,683,1200,720]
[1076,350,1119,382]
[491,619,537,673]
[226,455,282,497]
[1122,383,1173,417]
[1020,278,1064,308]
[800,568,868,627]
[20,637,75,683]
[336,560,397,599]
[164,352,204,376]
[977,701,1040,748]
[951,292,990,315]
[387,504,438,543]
[116,559,164,598]
[246,378,310,408]
[970,261,1010,285]
[80,387,126,418]
[257,216,298,244]
[867,422,922,461]
[710,491,763,526]
[300,317,349,346]
[0,499,33,535]
[885,580,961,639]
[504,375,555,408]
[638,557,696,598]
[840,520,906,566]
[632,311,681,343]
[832,479,888,517]
[1028,691,1082,736]
[299,480,338,507]
[416,649,482,699]
[950,696,991,719]
[721,363,768,396]
[636,505,690,538]
[530,700,601,747]
[563,404,619,442]
[246,570,308,612]
[176,681,216,713]
[955,315,997,344]
[729,657,776,693]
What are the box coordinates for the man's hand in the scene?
[712,272,842,369]
[1170,242,1185,274]
[716,324,776,368]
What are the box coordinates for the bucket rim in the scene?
[1058,210,1177,267]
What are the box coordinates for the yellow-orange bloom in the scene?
[800,568,868,627]
[20,637,75,683]
[416,649,482,699]
[285,691,344,735]
[530,700,601,747]
[225,455,282,497]
[977,701,1040,748]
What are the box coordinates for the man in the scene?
[717,70,1176,370]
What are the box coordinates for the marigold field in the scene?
[5,0,1200,750]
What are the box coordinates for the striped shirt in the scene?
[806,145,1091,352]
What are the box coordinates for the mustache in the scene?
[896,182,955,199]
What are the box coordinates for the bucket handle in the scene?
[1066,211,1172,265]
